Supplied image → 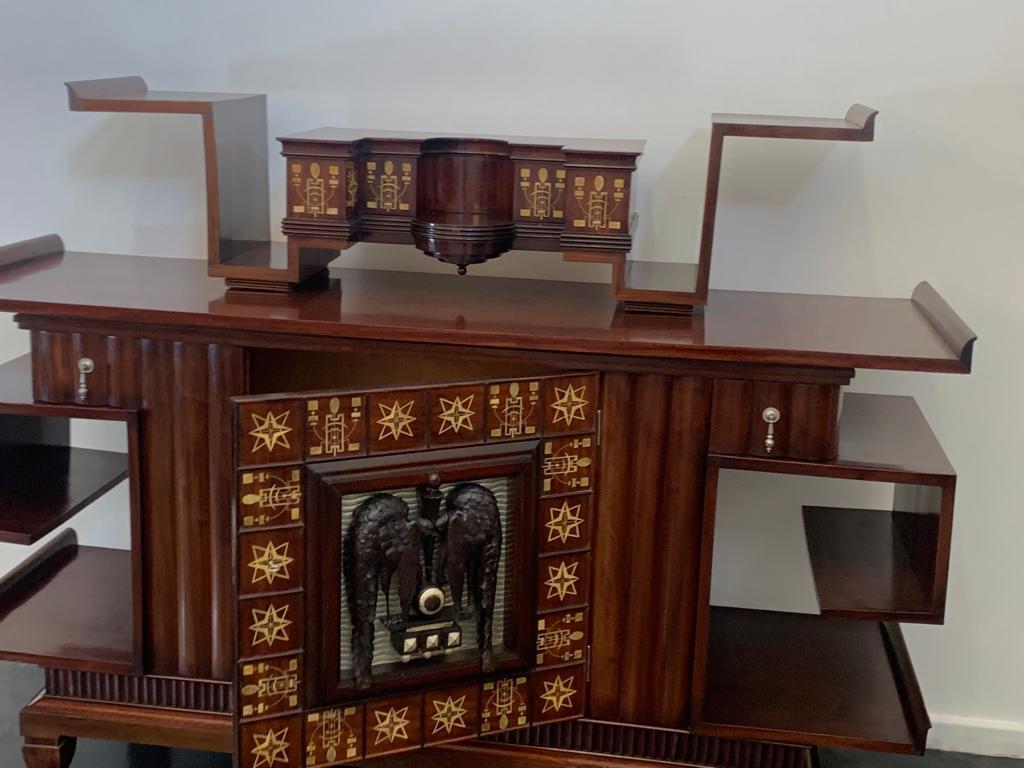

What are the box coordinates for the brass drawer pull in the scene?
[762,406,781,453]
[77,357,95,401]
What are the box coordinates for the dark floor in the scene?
[0,663,1018,767]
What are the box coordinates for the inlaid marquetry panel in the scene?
[538,494,592,555]
[535,608,587,667]
[238,399,303,467]
[515,163,567,222]
[368,389,429,453]
[567,171,630,233]
[238,468,303,529]
[424,683,480,745]
[239,593,303,659]
[541,436,594,494]
[365,693,424,757]
[363,157,416,215]
[531,663,586,725]
[486,379,543,440]
[429,384,487,446]
[240,715,303,768]
[306,393,366,459]
[480,675,530,735]
[288,159,345,219]
[544,374,597,435]
[238,527,303,597]
[239,655,302,718]
[306,705,364,766]
[538,552,592,613]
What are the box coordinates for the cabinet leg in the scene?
[22,736,77,768]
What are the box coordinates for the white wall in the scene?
[1,0,1022,756]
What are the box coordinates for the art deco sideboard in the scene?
[0,243,974,768]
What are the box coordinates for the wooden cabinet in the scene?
[0,251,976,768]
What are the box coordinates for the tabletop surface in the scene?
[0,251,968,373]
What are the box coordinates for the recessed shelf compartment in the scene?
[0,530,134,672]
[804,506,938,622]
[700,606,929,754]
[0,443,127,545]
[711,391,956,624]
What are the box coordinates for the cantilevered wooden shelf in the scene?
[803,506,937,622]
[700,607,928,754]
[711,392,957,624]
[0,443,127,545]
[0,531,134,672]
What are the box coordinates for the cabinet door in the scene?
[233,373,597,767]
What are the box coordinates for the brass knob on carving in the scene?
[762,406,781,454]
[77,357,95,401]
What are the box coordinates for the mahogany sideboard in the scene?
[0,246,974,768]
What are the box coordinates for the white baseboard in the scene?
[929,714,1024,758]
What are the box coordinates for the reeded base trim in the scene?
[486,719,813,768]
[44,669,232,714]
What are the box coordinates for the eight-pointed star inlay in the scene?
[438,394,476,435]
[430,695,469,734]
[376,400,417,441]
[250,726,290,768]
[248,541,295,586]
[249,410,293,454]
[545,500,583,544]
[249,604,292,648]
[545,560,580,601]
[550,384,589,426]
[540,674,577,713]
[372,706,411,745]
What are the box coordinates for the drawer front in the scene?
[709,379,841,461]
[30,329,138,409]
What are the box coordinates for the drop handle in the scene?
[77,357,95,401]
[761,406,781,454]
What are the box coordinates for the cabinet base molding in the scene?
[477,719,813,768]
[19,694,233,754]
[43,669,232,713]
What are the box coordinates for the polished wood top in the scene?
[278,127,646,155]
[0,251,971,373]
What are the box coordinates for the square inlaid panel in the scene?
[368,389,429,453]
[364,693,424,757]
[239,592,303,659]
[306,393,367,460]
[237,399,304,467]
[238,468,303,529]
[544,374,598,435]
[239,715,303,768]
[535,608,588,667]
[486,379,542,440]
[480,675,530,734]
[538,493,592,555]
[238,527,304,597]
[423,683,481,745]
[305,705,364,766]
[541,436,595,495]
[429,384,487,447]
[239,655,302,719]
[531,663,586,724]
[537,551,592,613]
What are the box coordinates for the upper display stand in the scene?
[63,76,878,314]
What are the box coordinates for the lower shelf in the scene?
[0,442,128,544]
[0,530,134,672]
[803,506,938,622]
[699,606,929,754]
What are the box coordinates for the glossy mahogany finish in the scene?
[0,232,977,768]
[0,251,973,373]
